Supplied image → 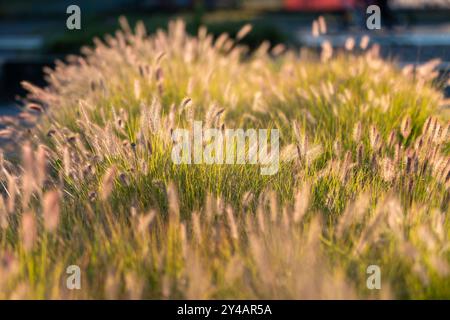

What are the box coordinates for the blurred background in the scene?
[0,0,449,113]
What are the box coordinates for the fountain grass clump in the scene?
[0,19,449,299]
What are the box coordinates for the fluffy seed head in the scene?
[42,190,60,232]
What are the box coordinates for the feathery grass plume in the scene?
[241,191,254,212]
[191,211,202,243]
[204,103,218,129]
[281,206,290,229]
[155,66,164,96]
[280,144,298,162]
[430,255,450,277]
[6,172,17,214]
[339,151,353,183]
[133,79,141,100]
[236,23,252,41]
[27,103,44,113]
[0,129,14,139]
[226,206,239,241]
[405,150,418,175]
[402,64,414,76]
[180,97,192,110]
[256,205,265,233]
[416,58,441,81]
[400,115,412,139]
[435,157,450,184]
[344,37,355,51]
[223,38,235,53]
[125,272,144,300]
[360,35,370,50]
[63,146,71,177]
[213,107,225,127]
[306,215,322,251]
[369,125,381,151]
[9,282,31,299]
[100,165,117,201]
[354,204,386,255]
[311,20,319,37]
[385,197,404,235]
[387,130,397,148]
[104,270,120,300]
[0,197,8,229]
[255,40,270,57]
[333,140,342,157]
[0,251,19,290]
[204,193,215,223]
[381,158,395,182]
[21,211,37,251]
[268,191,278,221]
[137,210,155,235]
[42,190,60,232]
[118,15,132,35]
[394,143,402,165]
[293,184,310,223]
[21,142,35,208]
[214,33,229,50]
[184,250,211,299]
[336,192,370,238]
[292,121,309,160]
[167,182,180,221]
[215,196,225,217]
[367,43,380,59]
[427,117,439,140]
[36,144,48,189]
[422,116,433,136]
[21,80,57,104]
[306,145,323,164]
[357,143,364,165]
[417,225,438,252]
[431,120,442,143]
[271,44,286,57]
[353,121,362,142]
[318,16,327,34]
[436,121,449,144]
[179,222,188,259]
[320,40,333,62]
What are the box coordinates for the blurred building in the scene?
[283,0,357,11]
[390,0,450,9]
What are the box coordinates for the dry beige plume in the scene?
[226,206,239,241]
[311,20,319,37]
[21,211,37,251]
[360,35,370,50]
[381,158,395,182]
[167,182,180,220]
[293,184,310,223]
[400,116,412,139]
[353,122,362,142]
[369,125,381,151]
[42,190,60,232]
[345,37,355,51]
[236,24,252,41]
[100,165,118,201]
[137,210,156,234]
[318,16,327,34]
[320,40,333,62]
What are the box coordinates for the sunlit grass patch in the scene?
[0,18,448,299]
